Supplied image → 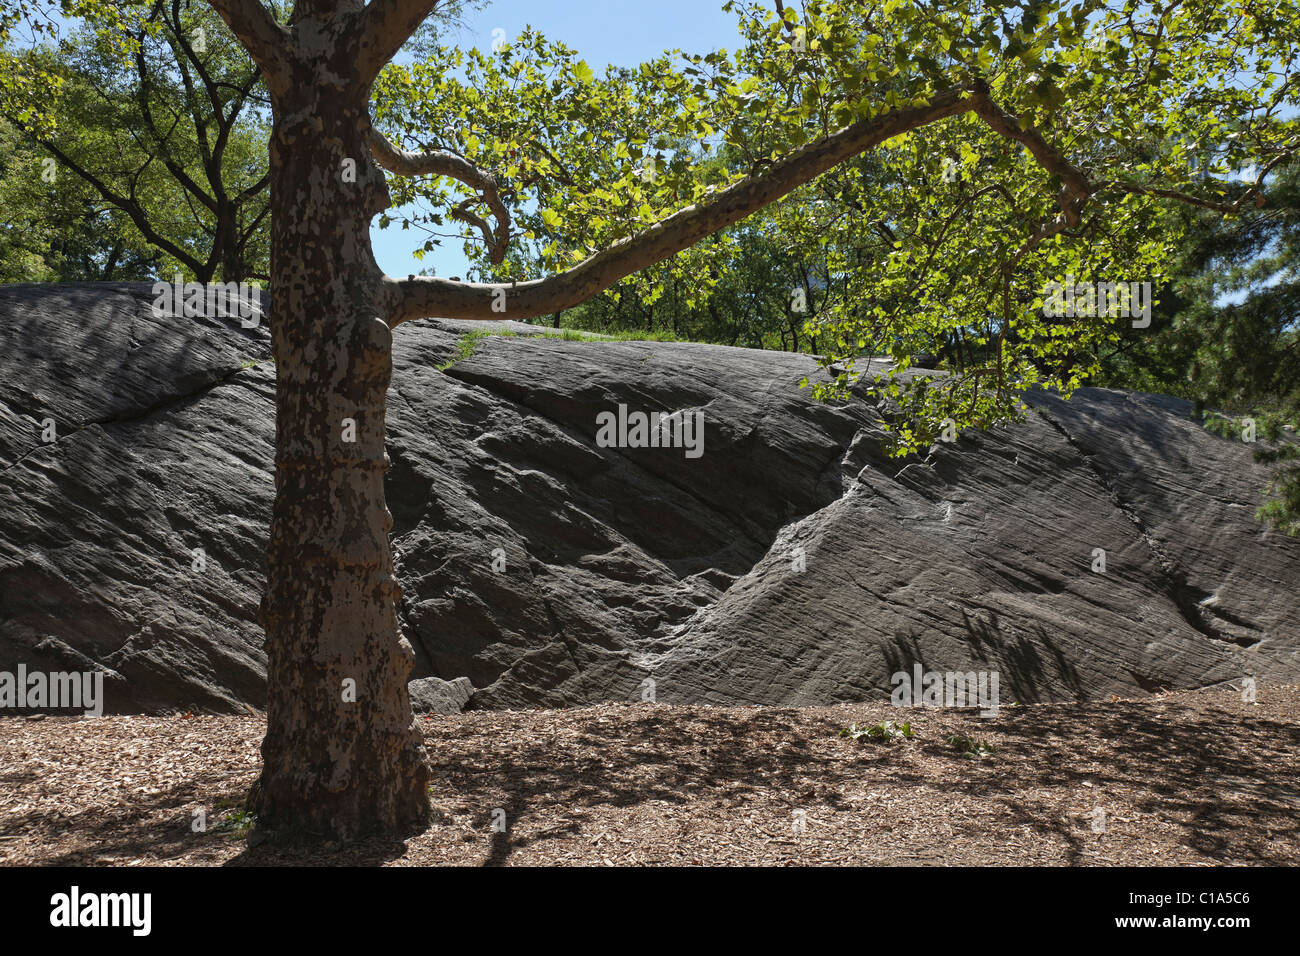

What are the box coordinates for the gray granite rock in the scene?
[408,676,475,714]
[1,282,1296,713]
[0,283,273,713]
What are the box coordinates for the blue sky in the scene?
[372,0,748,279]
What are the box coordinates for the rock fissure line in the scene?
[1036,409,1260,651]
[2,363,265,476]
[540,596,585,676]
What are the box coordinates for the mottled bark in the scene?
[244,36,428,842]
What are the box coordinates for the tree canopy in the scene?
[366,0,1299,522]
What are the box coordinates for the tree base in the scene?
[244,727,431,844]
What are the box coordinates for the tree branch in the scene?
[210,70,263,172]
[133,37,218,212]
[970,82,1298,267]
[1099,142,1298,214]
[384,87,976,325]
[168,0,225,141]
[970,83,1089,227]
[204,0,289,91]
[355,0,440,85]
[446,198,500,259]
[367,126,510,263]
[384,77,1297,328]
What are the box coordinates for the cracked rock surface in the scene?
[2,283,1296,712]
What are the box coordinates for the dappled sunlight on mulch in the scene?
[2,685,1297,866]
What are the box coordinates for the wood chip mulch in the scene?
[1,685,1297,866]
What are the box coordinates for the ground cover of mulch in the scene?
[2,685,1296,866]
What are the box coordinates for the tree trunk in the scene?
[216,205,243,282]
[246,72,429,842]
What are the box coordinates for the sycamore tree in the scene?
[7,0,1294,841]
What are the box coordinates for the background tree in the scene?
[0,116,166,279]
[1,2,152,282]
[0,0,484,281]
[4,1,274,282]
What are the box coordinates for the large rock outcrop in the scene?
[1,282,1296,713]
